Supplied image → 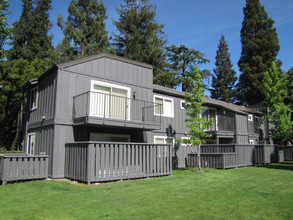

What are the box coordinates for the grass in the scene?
[0,164,293,219]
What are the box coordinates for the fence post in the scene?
[87,144,95,185]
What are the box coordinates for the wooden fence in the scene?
[283,146,293,161]
[188,153,236,169]
[65,142,172,184]
[187,144,282,169]
[0,154,49,185]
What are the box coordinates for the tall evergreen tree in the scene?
[237,0,280,105]
[32,0,54,60]
[8,0,53,61]
[211,35,237,103]
[113,0,168,86]
[0,58,48,149]
[57,0,109,61]
[166,44,209,92]
[0,0,12,58]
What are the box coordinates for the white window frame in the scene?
[202,107,218,131]
[154,136,174,157]
[30,86,38,110]
[90,80,131,120]
[248,114,253,122]
[26,133,36,155]
[180,100,185,110]
[249,139,254,145]
[154,95,174,118]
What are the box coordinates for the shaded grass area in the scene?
[0,165,293,219]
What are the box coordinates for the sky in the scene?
[6,0,293,85]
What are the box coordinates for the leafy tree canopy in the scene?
[263,62,293,144]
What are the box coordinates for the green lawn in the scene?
[1,163,293,219]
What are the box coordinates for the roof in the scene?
[23,53,153,89]
[57,53,153,70]
[153,84,261,115]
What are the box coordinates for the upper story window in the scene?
[30,86,38,110]
[248,114,253,121]
[154,95,174,117]
[180,100,185,109]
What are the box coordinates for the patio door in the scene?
[90,81,130,120]
[27,133,35,155]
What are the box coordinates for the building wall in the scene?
[26,69,57,125]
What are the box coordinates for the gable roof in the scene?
[153,84,261,115]
[57,53,153,70]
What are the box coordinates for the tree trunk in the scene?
[198,144,201,171]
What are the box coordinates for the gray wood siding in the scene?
[26,70,57,124]
[235,114,248,135]
[55,57,153,123]
[26,125,54,176]
[153,92,187,135]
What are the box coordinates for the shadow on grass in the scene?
[261,161,293,171]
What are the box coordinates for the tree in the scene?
[177,66,214,171]
[113,0,168,86]
[8,0,54,61]
[211,35,237,103]
[0,59,49,150]
[263,62,293,144]
[57,0,109,61]
[0,0,12,58]
[237,0,280,105]
[166,44,209,92]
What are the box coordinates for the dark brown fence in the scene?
[65,142,172,184]
[0,154,49,185]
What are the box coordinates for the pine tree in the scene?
[263,62,293,144]
[113,0,168,86]
[8,0,54,61]
[32,0,54,60]
[177,66,214,171]
[237,0,280,105]
[0,0,12,58]
[0,58,49,149]
[57,0,109,61]
[211,35,237,103]
[8,0,35,60]
[166,44,209,92]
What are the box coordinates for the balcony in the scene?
[73,91,161,130]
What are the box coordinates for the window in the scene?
[202,108,217,131]
[90,133,130,142]
[30,86,38,110]
[180,100,185,109]
[90,81,130,120]
[154,136,174,157]
[248,114,253,121]
[249,140,254,145]
[154,95,174,117]
[27,133,35,155]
